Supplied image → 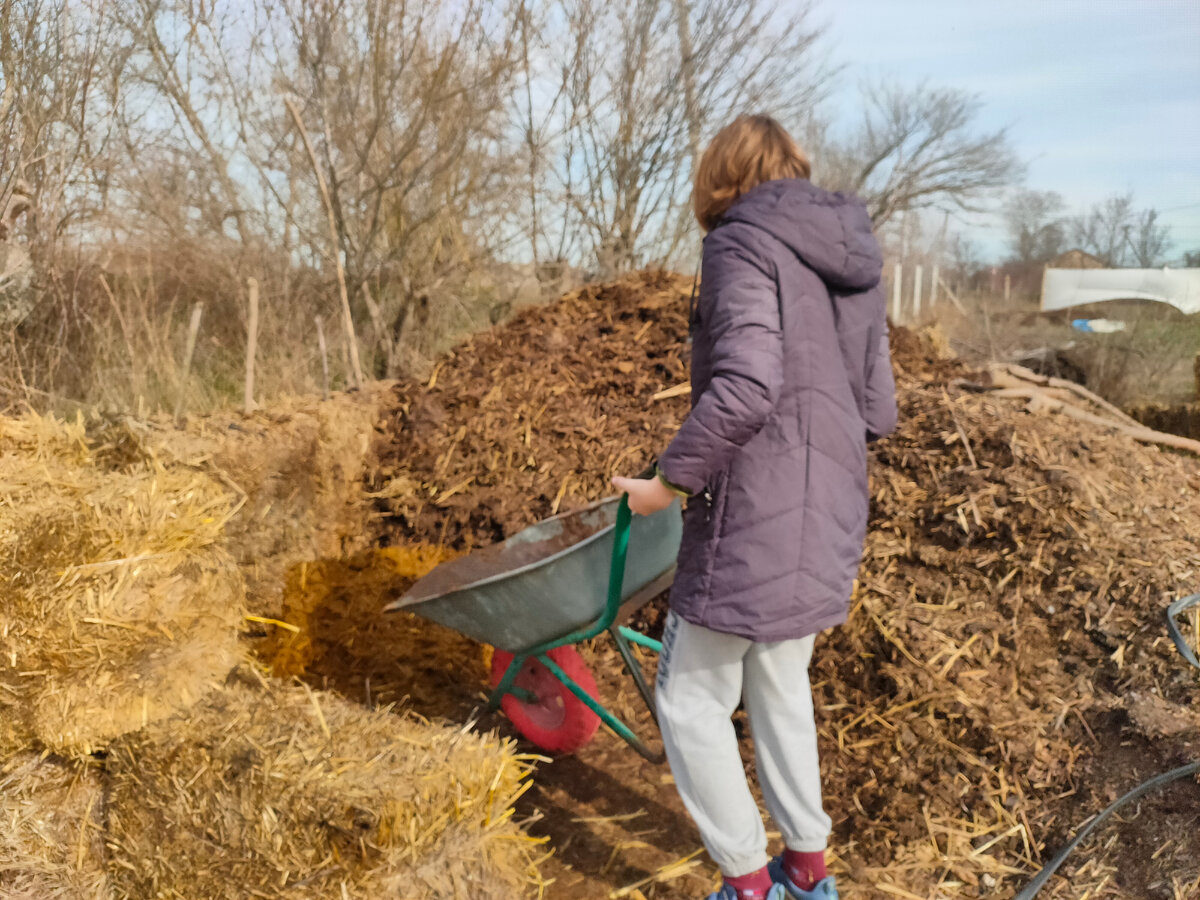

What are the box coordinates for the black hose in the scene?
[1166,593,1200,670]
[1012,760,1200,900]
[1013,593,1200,899]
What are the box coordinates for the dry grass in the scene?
[929,294,1200,407]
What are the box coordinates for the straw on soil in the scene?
[258,544,490,724]
[0,753,108,899]
[104,674,545,899]
[0,411,244,755]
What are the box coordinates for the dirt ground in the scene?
[266,568,1199,900]
[274,592,1200,900]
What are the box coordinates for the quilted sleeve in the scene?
[657,227,783,494]
[864,326,898,441]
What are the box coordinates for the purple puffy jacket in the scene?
[657,178,898,641]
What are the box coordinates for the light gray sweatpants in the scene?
[656,611,832,878]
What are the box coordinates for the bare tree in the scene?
[1126,208,1171,268]
[946,231,983,294]
[538,0,830,276]
[0,178,34,325]
[1004,189,1066,265]
[815,82,1021,227]
[0,0,119,254]
[270,0,524,370]
[1071,193,1172,267]
[125,0,257,248]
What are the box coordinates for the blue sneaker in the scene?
[705,882,789,900]
[766,857,839,899]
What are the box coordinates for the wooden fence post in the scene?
[244,277,259,413]
[892,262,902,323]
[913,264,924,320]
[175,301,204,420]
[315,315,330,401]
[930,264,940,306]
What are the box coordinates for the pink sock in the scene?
[782,850,827,891]
[725,866,774,899]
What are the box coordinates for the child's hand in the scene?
[612,473,675,516]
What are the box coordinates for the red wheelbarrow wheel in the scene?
[490,646,601,754]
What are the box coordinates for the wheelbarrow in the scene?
[384,494,682,761]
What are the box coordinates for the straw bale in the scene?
[0,411,244,755]
[154,385,393,617]
[0,754,108,899]
[104,677,544,899]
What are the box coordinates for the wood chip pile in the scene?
[369,271,1200,898]
[373,270,693,546]
[826,327,1200,895]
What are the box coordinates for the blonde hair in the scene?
[692,115,811,232]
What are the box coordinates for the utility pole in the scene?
[673,0,702,171]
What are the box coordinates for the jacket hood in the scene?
[719,179,882,292]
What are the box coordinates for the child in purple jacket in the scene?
[613,115,898,900]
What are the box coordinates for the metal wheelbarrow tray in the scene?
[385,495,681,759]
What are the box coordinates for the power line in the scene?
[1156,202,1200,214]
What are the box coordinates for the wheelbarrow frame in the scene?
[487,496,668,762]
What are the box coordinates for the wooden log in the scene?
[989,363,1142,429]
[991,383,1200,456]
[937,272,967,314]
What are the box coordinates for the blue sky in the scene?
[818,0,1200,261]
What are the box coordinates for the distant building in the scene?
[1048,249,1107,270]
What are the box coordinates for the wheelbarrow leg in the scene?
[609,626,659,728]
[535,652,665,764]
[488,654,537,709]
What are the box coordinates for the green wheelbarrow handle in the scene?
[488,488,669,762]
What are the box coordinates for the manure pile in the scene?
[367,271,1200,899]
[374,270,694,546]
